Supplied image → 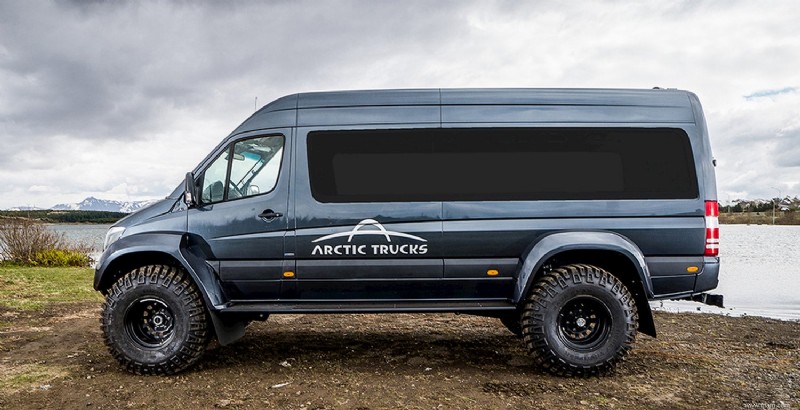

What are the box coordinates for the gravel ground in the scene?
[1,302,798,409]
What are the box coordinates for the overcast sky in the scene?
[1,0,799,209]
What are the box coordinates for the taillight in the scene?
[704,200,719,256]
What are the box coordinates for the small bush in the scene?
[30,249,92,267]
[0,218,92,267]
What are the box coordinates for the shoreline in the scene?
[651,299,800,322]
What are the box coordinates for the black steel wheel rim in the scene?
[557,296,612,351]
[124,297,175,348]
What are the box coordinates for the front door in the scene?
[188,130,291,300]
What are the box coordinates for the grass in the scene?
[0,266,102,310]
[0,363,70,394]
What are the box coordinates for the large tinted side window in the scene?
[307,128,698,202]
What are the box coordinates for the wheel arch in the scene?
[96,250,182,294]
[514,231,656,337]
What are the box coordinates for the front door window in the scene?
[200,135,285,204]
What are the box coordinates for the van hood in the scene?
[112,196,180,229]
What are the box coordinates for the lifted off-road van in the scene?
[95,88,720,376]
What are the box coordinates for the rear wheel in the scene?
[521,264,638,376]
[101,265,210,375]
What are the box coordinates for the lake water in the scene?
[48,223,111,262]
[46,223,799,321]
[654,224,800,321]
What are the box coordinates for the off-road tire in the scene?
[500,314,523,337]
[101,265,210,375]
[521,264,638,377]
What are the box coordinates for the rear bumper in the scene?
[646,256,720,299]
[695,256,720,293]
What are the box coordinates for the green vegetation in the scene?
[0,266,101,310]
[29,249,92,267]
[0,218,93,267]
[0,210,126,224]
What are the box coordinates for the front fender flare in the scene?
[94,233,224,308]
[94,232,245,345]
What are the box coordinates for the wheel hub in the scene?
[125,298,175,348]
[557,296,611,350]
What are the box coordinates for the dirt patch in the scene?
[1,302,798,409]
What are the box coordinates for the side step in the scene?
[218,300,516,314]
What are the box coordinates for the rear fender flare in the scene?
[514,231,654,304]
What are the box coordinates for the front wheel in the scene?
[101,265,211,375]
[521,264,638,377]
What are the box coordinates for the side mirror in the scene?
[184,172,198,207]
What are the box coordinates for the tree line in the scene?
[721,196,800,213]
[0,210,127,224]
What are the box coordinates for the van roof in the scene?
[232,88,697,134]
[263,88,694,111]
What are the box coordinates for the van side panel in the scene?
[223,88,715,304]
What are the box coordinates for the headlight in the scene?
[103,227,126,250]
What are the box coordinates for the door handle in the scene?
[258,209,283,220]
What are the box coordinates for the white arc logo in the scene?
[312,219,427,243]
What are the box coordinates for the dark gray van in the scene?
[95,88,720,376]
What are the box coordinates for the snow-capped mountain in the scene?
[5,205,47,211]
[50,197,160,213]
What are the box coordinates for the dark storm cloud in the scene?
[0,2,183,140]
[0,0,469,142]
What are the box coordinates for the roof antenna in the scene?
[254,96,258,112]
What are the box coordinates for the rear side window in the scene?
[307,128,697,202]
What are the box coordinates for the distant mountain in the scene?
[5,206,47,211]
[50,197,160,213]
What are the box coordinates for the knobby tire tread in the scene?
[521,264,638,377]
[101,265,210,375]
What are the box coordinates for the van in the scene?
[95,88,720,376]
